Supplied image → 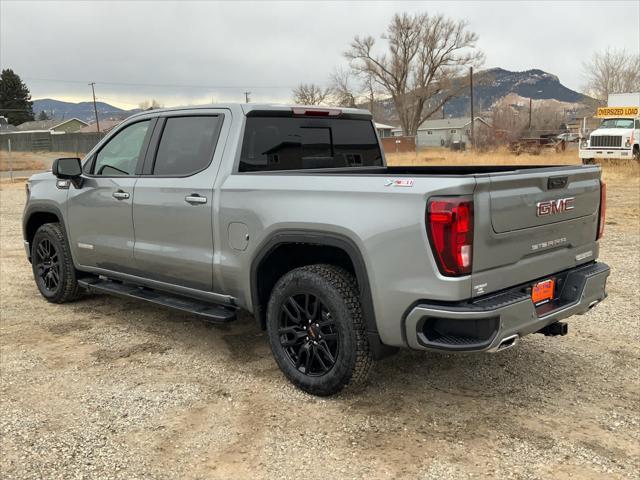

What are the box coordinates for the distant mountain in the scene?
[448,68,590,113]
[371,68,595,125]
[33,68,591,126]
[32,98,140,122]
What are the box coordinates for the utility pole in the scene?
[469,66,474,149]
[528,97,532,132]
[89,82,100,134]
[244,91,251,103]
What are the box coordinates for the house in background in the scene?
[375,122,397,138]
[78,119,122,134]
[0,116,16,133]
[414,117,491,149]
[14,118,88,134]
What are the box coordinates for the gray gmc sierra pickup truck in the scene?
[23,104,610,395]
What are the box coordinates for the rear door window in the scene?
[152,116,222,176]
[239,117,383,171]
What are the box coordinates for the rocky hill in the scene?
[32,98,138,122]
[370,68,595,125]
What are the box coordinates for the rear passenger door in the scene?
[132,112,225,291]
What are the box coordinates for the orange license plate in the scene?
[532,278,555,305]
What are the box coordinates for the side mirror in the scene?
[52,157,82,179]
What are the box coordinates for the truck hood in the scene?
[28,171,54,181]
[590,128,633,137]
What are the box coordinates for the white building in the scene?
[392,117,492,148]
[375,122,396,138]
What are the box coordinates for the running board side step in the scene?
[78,277,236,323]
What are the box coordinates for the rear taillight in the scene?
[427,197,474,276]
[597,180,606,240]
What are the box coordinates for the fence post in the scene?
[8,138,13,182]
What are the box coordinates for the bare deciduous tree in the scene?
[139,99,164,110]
[292,83,332,105]
[329,68,357,107]
[491,103,525,143]
[582,48,640,101]
[345,12,483,136]
[329,67,384,119]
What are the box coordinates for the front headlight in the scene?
[625,138,631,147]
[581,138,589,148]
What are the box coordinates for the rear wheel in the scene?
[31,223,81,303]
[266,264,373,396]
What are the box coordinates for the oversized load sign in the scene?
[596,106,639,117]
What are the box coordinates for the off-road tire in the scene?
[633,146,639,161]
[266,264,373,396]
[31,223,81,303]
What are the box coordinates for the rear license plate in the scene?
[532,278,555,305]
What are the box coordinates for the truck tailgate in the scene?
[472,166,602,297]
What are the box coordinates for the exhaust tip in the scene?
[496,334,519,351]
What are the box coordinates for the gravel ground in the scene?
[1,175,639,479]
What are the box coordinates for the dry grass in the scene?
[0,151,84,174]
[386,147,640,187]
[386,146,581,167]
[0,151,46,172]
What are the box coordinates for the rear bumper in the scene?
[404,262,610,352]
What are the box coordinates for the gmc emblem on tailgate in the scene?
[536,197,575,217]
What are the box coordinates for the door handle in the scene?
[185,194,207,205]
[112,190,130,200]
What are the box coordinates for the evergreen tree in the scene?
[0,69,35,125]
[38,110,50,121]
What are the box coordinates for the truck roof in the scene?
[127,103,372,120]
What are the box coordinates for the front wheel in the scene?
[266,264,373,396]
[31,223,81,303]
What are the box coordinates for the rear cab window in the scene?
[239,115,383,172]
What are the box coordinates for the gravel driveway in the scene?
[1,177,638,480]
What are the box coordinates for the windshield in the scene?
[239,116,383,172]
[599,118,634,129]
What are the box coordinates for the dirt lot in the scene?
[1,152,639,479]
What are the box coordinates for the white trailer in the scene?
[579,92,640,163]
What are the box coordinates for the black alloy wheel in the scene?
[278,292,339,376]
[35,237,61,293]
[266,264,373,396]
[31,223,81,303]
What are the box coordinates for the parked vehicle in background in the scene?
[556,132,579,143]
[23,104,610,396]
[580,92,640,163]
